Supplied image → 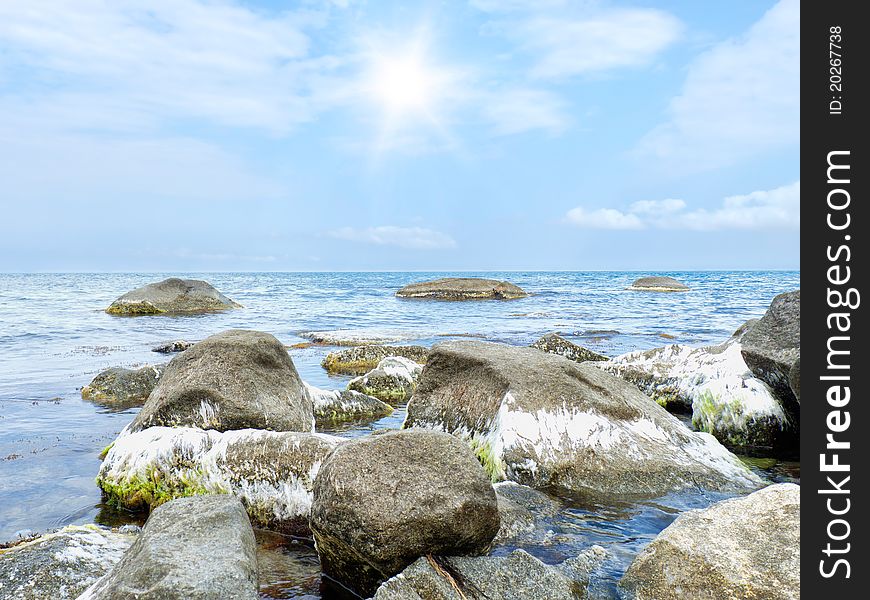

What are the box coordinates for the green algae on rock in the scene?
[396,277,528,300]
[306,383,393,427]
[321,345,429,375]
[81,364,164,410]
[347,356,422,404]
[105,278,241,315]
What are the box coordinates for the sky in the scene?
[0,0,799,272]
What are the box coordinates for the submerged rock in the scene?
[310,429,500,597]
[0,525,136,600]
[299,329,418,346]
[493,481,562,545]
[396,278,528,300]
[80,495,258,600]
[306,383,393,427]
[530,333,607,363]
[152,340,194,354]
[627,276,689,292]
[347,356,422,404]
[97,426,341,533]
[81,365,164,409]
[322,345,429,375]
[621,483,799,600]
[129,329,313,433]
[105,278,240,315]
[405,341,761,496]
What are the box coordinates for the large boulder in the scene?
[306,383,393,427]
[97,427,341,533]
[79,495,258,600]
[531,333,607,363]
[741,290,800,409]
[404,341,761,496]
[789,357,800,402]
[309,429,501,597]
[347,356,422,404]
[322,345,429,375]
[621,483,799,600]
[396,278,528,300]
[105,278,240,315]
[627,276,689,292]
[81,365,164,409]
[128,330,313,433]
[0,525,137,600]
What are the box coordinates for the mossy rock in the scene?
[322,345,429,375]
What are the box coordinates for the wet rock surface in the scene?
[306,383,394,427]
[81,364,165,409]
[105,278,240,315]
[322,345,429,375]
[152,340,194,354]
[347,356,422,404]
[396,278,528,300]
[531,333,607,363]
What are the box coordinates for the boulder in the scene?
[306,383,393,427]
[492,481,562,546]
[79,495,258,600]
[530,333,607,363]
[372,547,607,600]
[97,427,341,533]
[627,276,689,292]
[128,330,313,433]
[105,278,240,315]
[789,357,800,402]
[621,483,799,600]
[404,341,761,496]
[741,290,800,410]
[81,365,164,409]
[347,356,422,404]
[309,429,500,597]
[152,340,194,354]
[322,345,429,375]
[299,329,417,346]
[0,525,137,600]
[396,278,528,300]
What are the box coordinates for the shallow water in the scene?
[0,271,799,597]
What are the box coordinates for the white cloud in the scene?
[482,89,571,135]
[636,0,799,168]
[328,226,458,250]
[629,198,686,214]
[565,207,644,230]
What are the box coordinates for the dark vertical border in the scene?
[802,1,867,596]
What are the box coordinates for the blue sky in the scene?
[0,0,799,272]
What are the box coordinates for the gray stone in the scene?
[627,276,689,292]
[106,278,240,315]
[322,345,429,375]
[152,340,194,354]
[310,429,500,597]
[306,383,394,427]
[396,278,528,300]
[789,357,800,402]
[129,329,313,433]
[492,482,562,545]
[347,356,422,404]
[531,333,608,363]
[81,365,164,409]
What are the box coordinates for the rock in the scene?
[105,278,240,315]
[128,329,313,433]
[97,427,341,533]
[492,482,561,545]
[530,333,607,363]
[310,429,500,597]
[322,345,429,375]
[347,356,422,404]
[598,327,795,450]
[621,483,799,600]
[306,383,394,427]
[152,340,194,353]
[789,357,800,402]
[405,341,761,496]
[81,365,165,409]
[627,276,689,292]
[80,495,258,600]
[741,290,800,410]
[396,278,528,300]
[299,329,419,346]
[372,547,607,600]
[0,525,136,600]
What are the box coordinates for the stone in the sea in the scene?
[0,524,137,600]
[627,276,689,292]
[128,329,313,433]
[305,383,393,427]
[347,356,422,404]
[152,340,194,353]
[97,426,341,533]
[105,278,240,315]
[321,345,429,375]
[81,364,164,409]
[79,495,259,600]
[492,481,562,546]
[621,483,799,600]
[309,429,500,597]
[396,277,528,300]
[530,333,608,363]
[299,329,417,346]
[404,341,761,496]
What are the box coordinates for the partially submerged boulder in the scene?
[396,278,528,300]
[152,340,194,354]
[0,525,137,600]
[80,495,258,600]
[322,345,429,375]
[129,330,313,433]
[305,383,393,427]
[627,276,689,292]
[105,278,240,315]
[310,429,500,597]
[299,329,417,346]
[530,333,607,363]
[493,481,562,546]
[621,483,799,600]
[97,427,341,533]
[347,356,422,404]
[405,341,761,496]
[81,365,164,409]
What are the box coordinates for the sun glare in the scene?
[370,55,433,115]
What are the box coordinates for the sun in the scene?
[369,55,434,115]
